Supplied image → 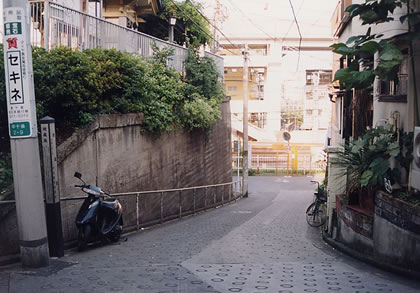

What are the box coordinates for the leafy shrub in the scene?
[0,153,13,192]
[0,45,225,153]
[181,97,221,131]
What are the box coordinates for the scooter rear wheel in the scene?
[78,224,91,251]
[109,220,123,243]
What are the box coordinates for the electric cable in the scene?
[188,0,243,52]
[288,0,303,71]
[225,0,277,41]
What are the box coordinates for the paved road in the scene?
[1,176,419,293]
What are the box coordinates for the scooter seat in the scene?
[101,200,119,209]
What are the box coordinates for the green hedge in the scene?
[0,46,224,191]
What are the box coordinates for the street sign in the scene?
[3,7,37,138]
[233,140,239,152]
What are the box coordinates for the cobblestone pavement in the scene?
[1,176,420,293]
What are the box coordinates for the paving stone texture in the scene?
[1,176,419,293]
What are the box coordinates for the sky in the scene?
[199,0,339,39]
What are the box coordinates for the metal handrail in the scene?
[48,2,188,52]
[61,180,241,201]
[0,200,16,205]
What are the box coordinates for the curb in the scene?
[322,231,420,280]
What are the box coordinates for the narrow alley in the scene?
[1,177,419,293]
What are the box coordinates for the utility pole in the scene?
[212,0,227,53]
[242,45,249,197]
[3,0,49,267]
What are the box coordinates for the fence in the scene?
[0,180,242,230]
[29,1,224,75]
[233,154,326,175]
[61,180,242,234]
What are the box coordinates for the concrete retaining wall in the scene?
[0,100,232,257]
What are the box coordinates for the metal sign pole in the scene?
[3,0,49,267]
[242,45,249,197]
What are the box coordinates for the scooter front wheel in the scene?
[78,224,92,251]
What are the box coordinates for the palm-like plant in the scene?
[332,125,403,201]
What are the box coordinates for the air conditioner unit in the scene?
[411,127,420,190]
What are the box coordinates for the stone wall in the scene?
[0,100,233,257]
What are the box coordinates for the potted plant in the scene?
[332,125,412,210]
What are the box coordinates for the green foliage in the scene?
[332,125,413,194]
[184,48,224,101]
[160,0,212,47]
[181,98,220,130]
[0,45,225,154]
[345,0,408,25]
[331,0,416,90]
[0,153,13,192]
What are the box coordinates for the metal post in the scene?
[237,138,240,188]
[3,0,49,267]
[242,45,249,197]
[221,186,224,205]
[204,187,207,208]
[287,141,290,176]
[179,190,182,219]
[43,1,50,50]
[193,188,196,214]
[160,192,163,223]
[136,193,140,231]
[213,186,216,205]
[40,117,63,258]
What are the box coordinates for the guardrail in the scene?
[29,1,224,76]
[1,180,242,232]
[60,180,242,233]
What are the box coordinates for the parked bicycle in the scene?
[306,180,327,227]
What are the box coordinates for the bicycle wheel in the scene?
[306,201,325,227]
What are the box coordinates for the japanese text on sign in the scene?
[3,7,35,138]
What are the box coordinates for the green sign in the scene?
[4,22,22,36]
[10,122,30,137]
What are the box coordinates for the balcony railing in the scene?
[29,1,223,75]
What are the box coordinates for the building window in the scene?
[379,55,408,102]
[306,92,313,100]
[228,86,238,92]
[306,110,313,115]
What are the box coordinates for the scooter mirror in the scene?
[74,172,82,179]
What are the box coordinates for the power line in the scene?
[226,0,277,42]
[188,0,243,54]
[288,0,303,71]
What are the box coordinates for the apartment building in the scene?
[220,37,333,141]
[302,70,332,131]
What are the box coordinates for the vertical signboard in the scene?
[3,7,37,138]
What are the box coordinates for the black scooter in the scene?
[74,172,123,251]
